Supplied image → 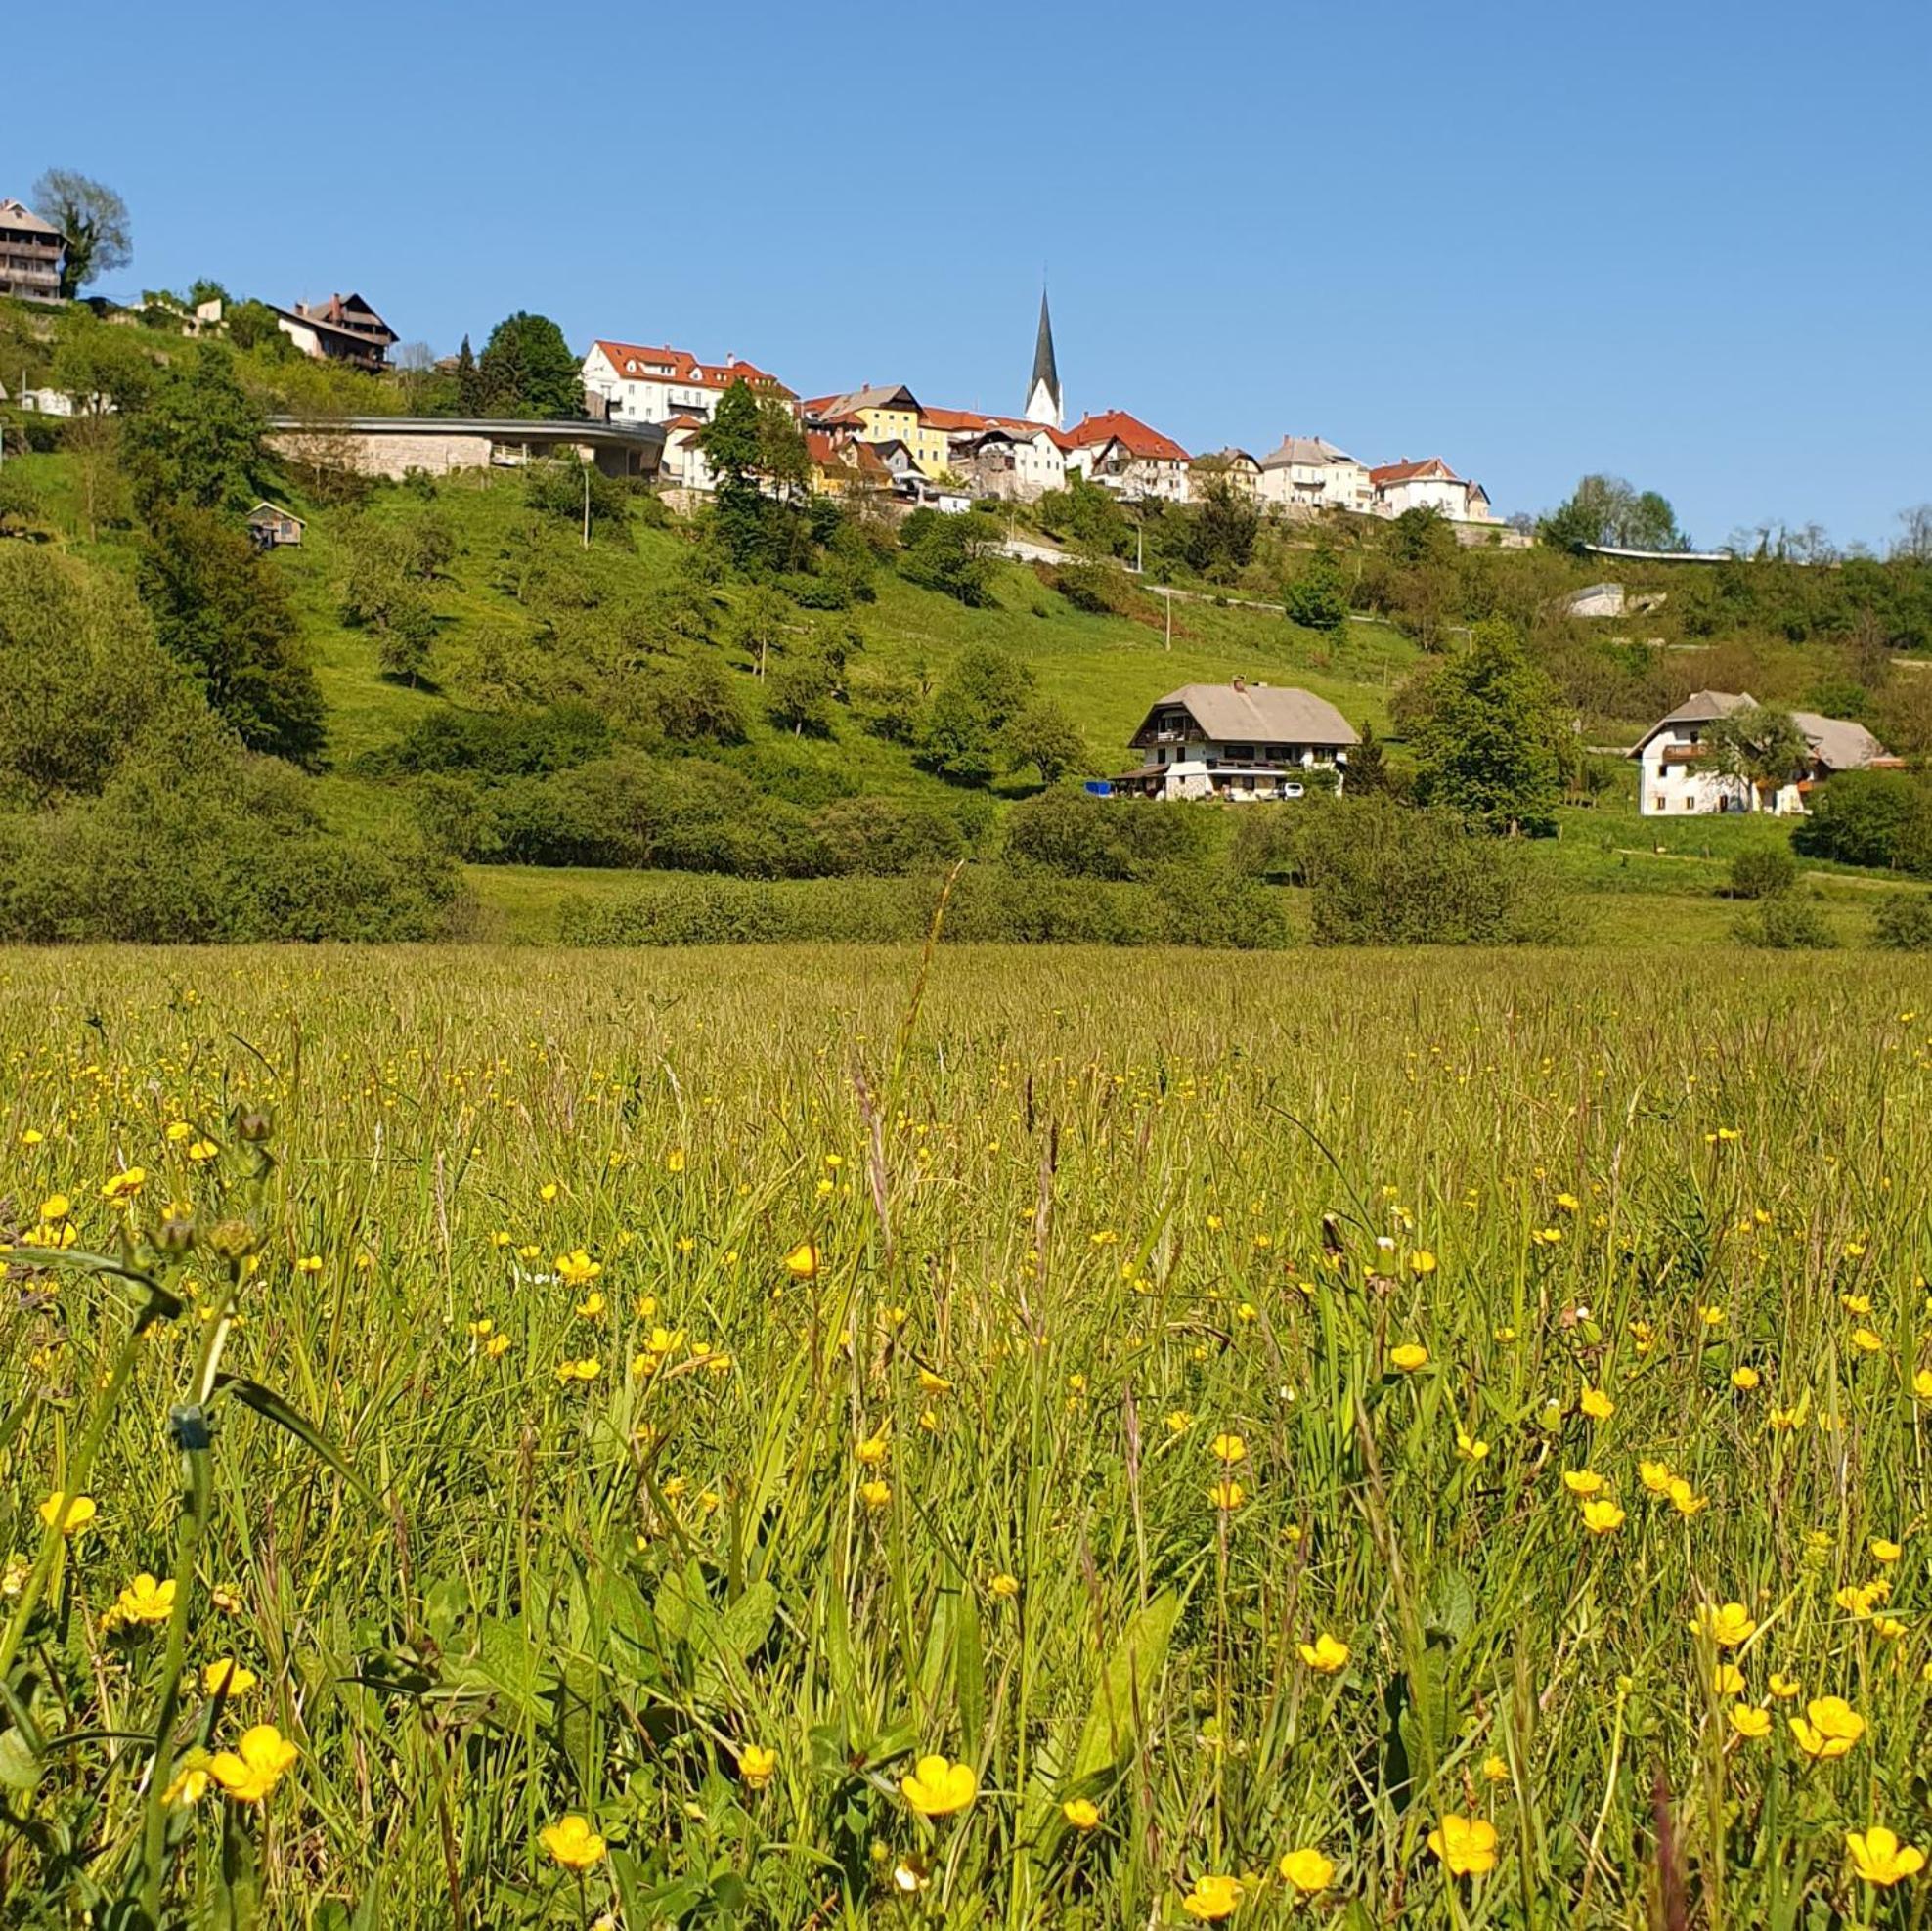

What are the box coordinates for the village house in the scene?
[1369,456,1494,523]
[801,385,949,478]
[244,502,305,549]
[1063,410,1192,504]
[1255,436,1374,514]
[1194,449,1262,497]
[805,431,890,498]
[1632,690,1898,816]
[920,406,1068,500]
[581,340,795,427]
[0,199,65,304]
[1114,680,1358,801]
[272,293,398,371]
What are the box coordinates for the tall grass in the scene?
[2,944,1930,1926]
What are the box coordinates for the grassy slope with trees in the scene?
[7,291,1932,948]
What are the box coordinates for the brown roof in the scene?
[1133,682,1358,748]
[1371,457,1459,487]
[593,339,794,398]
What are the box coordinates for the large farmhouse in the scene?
[1632,690,1897,816]
[1115,680,1358,800]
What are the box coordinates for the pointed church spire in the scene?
[1026,287,1062,429]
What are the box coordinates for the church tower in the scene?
[1025,288,1062,429]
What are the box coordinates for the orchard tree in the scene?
[701,378,768,570]
[31,168,132,296]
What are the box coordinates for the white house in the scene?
[1114,679,1358,801]
[582,339,795,427]
[1370,457,1495,523]
[658,414,715,491]
[1063,410,1192,504]
[1255,436,1374,514]
[1633,690,1897,816]
[925,408,1069,500]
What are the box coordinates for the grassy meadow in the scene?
[6,944,1932,1927]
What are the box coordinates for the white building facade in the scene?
[582,340,793,427]
[1256,436,1374,513]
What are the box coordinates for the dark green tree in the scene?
[1539,474,1690,553]
[121,345,267,513]
[226,299,294,358]
[766,649,839,735]
[899,509,993,605]
[1706,704,1811,806]
[1409,619,1566,834]
[136,505,327,767]
[1345,720,1389,795]
[918,645,1034,784]
[701,379,768,571]
[455,334,483,415]
[1284,550,1347,631]
[1183,474,1259,577]
[477,312,584,418]
[30,168,132,297]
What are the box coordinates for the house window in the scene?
[1224,744,1255,763]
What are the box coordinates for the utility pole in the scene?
[582,461,591,549]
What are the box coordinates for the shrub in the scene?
[1284,556,1347,632]
[1793,770,1932,873]
[1003,788,1211,880]
[1147,863,1292,949]
[1297,796,1573,945]
[0,725,460,942]
[1734,897,1837,949]
[812,797,966,876]
[1053,561,1132,615]
[1726,845,1797,900]
[899,509,993,606]
[371,704,611,778]
[1873,893,1932,950]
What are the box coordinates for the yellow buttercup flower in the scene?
[1209,1478,1247,1510]
[208,1724,298,1803]
[101,1167,146,1203]
[38,1492,96,1535]
[1690,1602,1756,1648]
[900,1754,977,1818]
[1278,1847,1334,1894]
[1062,1797,1100,1831]
[1870,1537,1903,1563]
[1579,1497,1625,1535]
[1407,1250,1437,1276]
[1789,1695,1864,1760]
[1580,1386,1614,1420]
[1428,1813,1499,1877]
[1730,1705,1771,1738]
[1298,1633,1349,1674]
[108,1573,176,1628]
[1179,1873,1243,1920]
[988,1572,1020,1599]
[539,1814,607,1870]
[1209,1432,1247,1465]
[738,1744,777,1789]
[202,1657,258,1697]
[783,1243,820,1281]
[1711,1663,1745,1695]
[1768,1673,1801,1700]
[1562,1470,1605,1499]
[1389,1342,1429,1373]
[1847,1826,1925,1887]
[859,1478,892,1511]
[555,1249,601,1289]
[1455,1430,1489,1462]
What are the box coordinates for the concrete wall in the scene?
[268,428,644,480]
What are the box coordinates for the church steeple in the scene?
[1026,288,1062,429]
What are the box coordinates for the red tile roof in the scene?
[1064,410,1190,462]
[1369,457,1459,486]
[919,405,992,433]
[592,339,795,398]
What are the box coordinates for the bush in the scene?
[1284,556,1347,632]
[1147,862,1291,949]
[1003,788,1212,880]
[1873,893,1932,950]
[1297,796,1573,945]
[1793,770,1932,873]
[1053,561,1132,615]
[370,704,611,778]
[1734,897,1838,949]
[812,797,967,876]
[0,725,460,942]
[1726,845,1797,900]
[899,509,993,606]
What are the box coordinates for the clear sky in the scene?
[9,0,1928,548]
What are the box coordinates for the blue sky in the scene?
[9,0,1929,547]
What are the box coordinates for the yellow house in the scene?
[803,384,950,479]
